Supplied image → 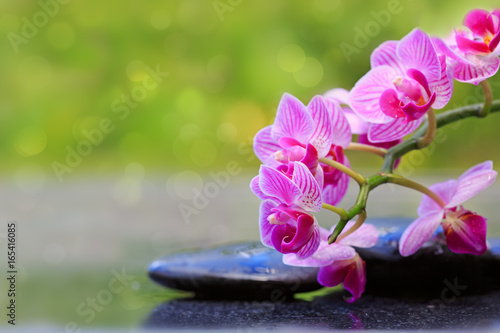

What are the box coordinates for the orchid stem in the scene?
[417,109,436,149]
[346,143,387,157]
[322,203,348,220]
[478,80,492,118]
[318,157,366,185]
[336,210,367,243]
[382,173,446,208]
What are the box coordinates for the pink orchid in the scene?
[400,161,497,257]
[325,88,403,150]
[254,92,352,206]
[250,161,322,259]
[431,9,500,85]
[349,29,453,143]
[283,222,378,302]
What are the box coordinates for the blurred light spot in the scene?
[204,73,225,93]
[114,178,143,206]
[164,33,188,59]
[0,14,20,33]
[15,127,47,157]
[44,243,66,265]
[190,140,217,167]
[17,56,52,90]
[162,112,184,133]
[217,122,237,142]
[150,10,171,30]
[223,102,268,142]
[293,57,323,87]
[177,0,216,35]
[277,44,305,73]
[167,170,203,200]
[176,88,205,117]
[15,164,46,194]
[124,162,145,180]
[179,123,200,143]
[46,22,75,50]
[127,60,147,82]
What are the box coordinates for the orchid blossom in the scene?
[349,28,453,143]
[250,161,322,259]
[254,92,353,206]
[399,161,497,256]
[431,9,500,85]
[284,222,379,302]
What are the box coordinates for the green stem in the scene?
[346,143,387,157]
[417,109,436,149]
[322,203,348,220]
[381,99,500,173]
[478,80,492,118]
[336,210,367,242]
[383,173,446,208]
[318,157,366,185]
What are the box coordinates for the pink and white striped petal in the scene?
[253,126,281,164]
[271,93,315,143]
[446,165,497,208]
[324,97,352,148]
[417,179,457,216]
[307,95,334,158]
[429,55,453,109]
[349,66,397,124]
[293,162,323,212]
[259,165,302,206]
[259,199,279,247]
[370,40,406,76]
[338,222,379,249]
[367,117,424,143]
[453,53,500,85]
[397,28,441,81]
[399,211,443,257]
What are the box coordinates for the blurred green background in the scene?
[1,0,500,329]
[1,0,500,178]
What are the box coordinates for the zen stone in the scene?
[149,218,500,300]
[148,242,320,300]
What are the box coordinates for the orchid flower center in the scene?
[393,76,427,106]
[484,34,492,47]
[268,204,305,225]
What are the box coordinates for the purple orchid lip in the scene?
[401,92,436,122]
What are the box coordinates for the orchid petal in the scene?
[455,32,491,54]
[397,28,440,81]
[259,165,302,206]
[294,219,321,259]
[349,66,397,124]
[259,199,279,247]
[307,95,334,157]
[250,175,266,200]
[283,242,354,267]
[379,89,405,118]
[458,160,494,180]
[463,9,492,37]
[342,255,366,303]
[324,97,352,148]
[343,108,369,135]
[418,179,457,216]
[447,167,497,208]
[339,222,379,248]
[453,54,500,85]
[273,214,318,259]
[314,164,324,191]
[371,40,406,75]
[253,126,281,164]
[399,211,443,256]
[367,117,424,143]
[293,162,323,212]
[401,92,436,122]
[428,55,453,109]
[443,209,487,255]
[324,88,350,105]
[272,93,315,144]
[322,154,350,206]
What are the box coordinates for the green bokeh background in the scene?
[1,0,500,179]
[1,0,500,329]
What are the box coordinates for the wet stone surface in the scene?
[149,218,500,300]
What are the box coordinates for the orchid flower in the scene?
[349,29,453,143]
[250,161,322,259]
[431,9,500,85]
[284,222,378,302]
[325,88,403,151]
[254,92,352,206]
[399,161,497,256]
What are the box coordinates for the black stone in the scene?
[143,291,500,330]
[148,218,500,300]
[148,242,320,300]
